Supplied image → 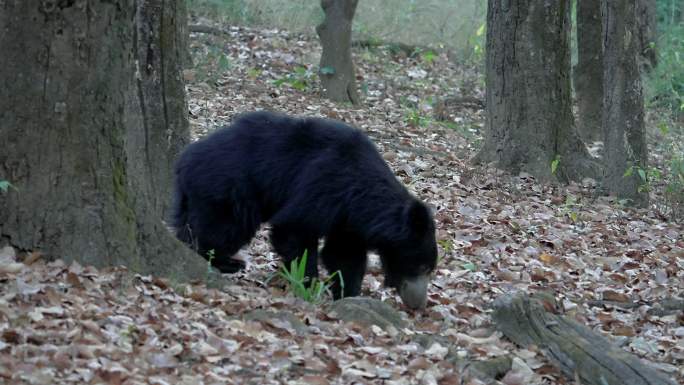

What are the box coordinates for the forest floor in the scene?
[1,24,683,385]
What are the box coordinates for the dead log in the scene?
[586,298,684,317]
[492,293,675,385]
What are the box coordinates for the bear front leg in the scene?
[321,230,367,299]
[182,200,259,274]
[270,225,320,283]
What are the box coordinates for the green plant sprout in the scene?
[278,250,343,304]
[0,180,16,193]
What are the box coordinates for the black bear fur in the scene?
[172,111,437,308]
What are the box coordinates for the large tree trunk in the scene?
[474,0,598,182]
[603,1,649,206]
[636,0,658,71]
[316,0,361,106]
[574,0,604,142]
[0,0,218,283]
[135,0,191,218]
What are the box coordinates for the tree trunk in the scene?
[474,0,598,182]
[0,0,220,284]
[636,0,657,71]
[574,0,604,142]
[316,0,361,106]
[135,0,191,218]
[602,1,649,206]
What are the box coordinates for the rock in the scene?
[327,297,406,331]
[242,309,308,335]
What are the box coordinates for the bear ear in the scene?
[405,200,432,233]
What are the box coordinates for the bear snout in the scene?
[399,275,428,309]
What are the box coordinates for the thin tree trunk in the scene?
[574,0,604,142]
[316,0,361,106]
[474,0,598,182]
[0,1,219,284]
[603,1,649,206]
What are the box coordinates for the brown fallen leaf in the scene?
[538,252,560,265]
[298,376,330,385]
[66,271,84,289]
[613,325,637,337]
[408,356,432,371]
[602,290,630,303]
[23,251,43,265]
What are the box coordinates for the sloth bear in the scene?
[172,111,437,309]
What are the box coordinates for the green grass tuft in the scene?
[278,250,343,304]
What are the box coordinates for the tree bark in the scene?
[574,0,604,142]
[474,0,598,182]
[135,0,191,218]
[0,0,220,284]
[316,0,361,106]
[602,1,649,206]
[636,0,658,71]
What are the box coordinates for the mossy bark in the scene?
[602,1,649,206]
[134,0,191,219]
[574,0,604,142]
[474,0,599,183]
[316,0,361,106]
[0,0,219,285]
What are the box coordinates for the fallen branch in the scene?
[586,298,684,316]
[586,299,641,309]
[492,293,675,385]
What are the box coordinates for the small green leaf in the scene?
[0,180,11,193]
[637,168,647,182]
[421,50,436,64]
[320,66,335,75]
[658,122,670,135]
[299,250,308,278]
[476,23,485,37]
[551,156,560,175]
[624,167,634,177]
[462,262,477,272]
[247,67,261,78]
[291,80,307,91]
